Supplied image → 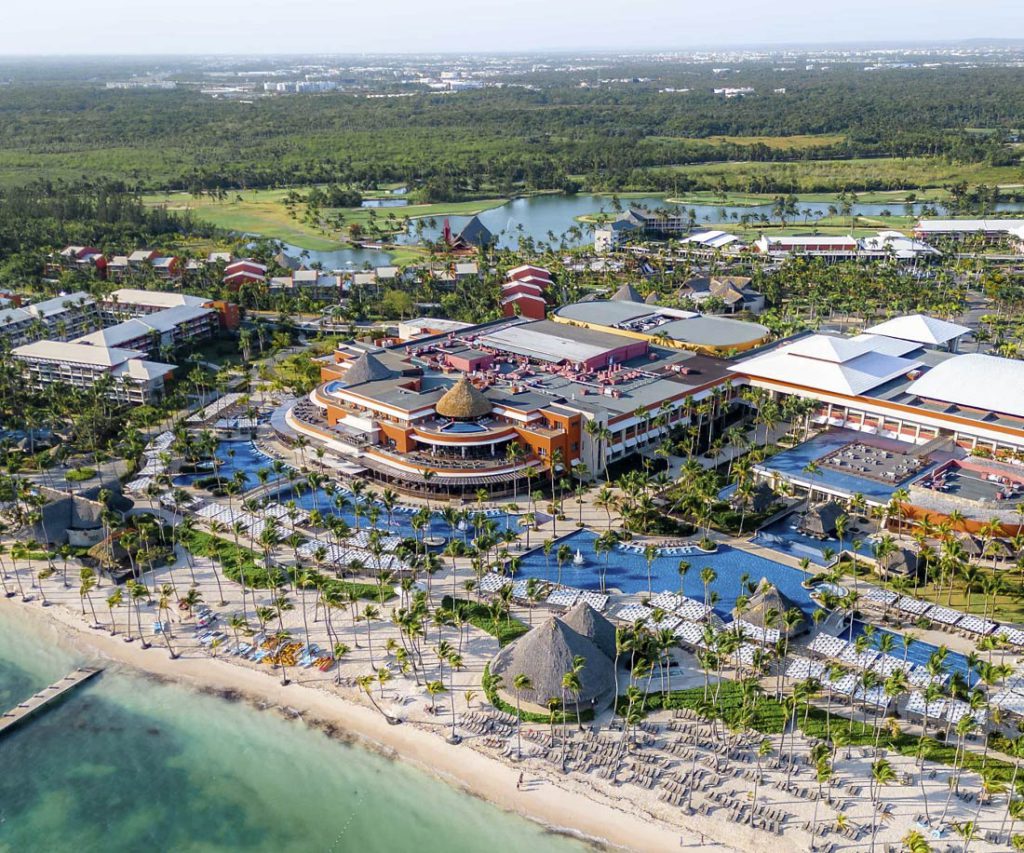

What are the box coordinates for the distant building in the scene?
[678,276,765,315]
[914,219,1024,249]
[223,259,268,290]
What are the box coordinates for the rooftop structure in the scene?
[287,315,737,497]
[863,314,971,350]
[553,299,770,354]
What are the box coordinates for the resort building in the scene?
[0,292,101,346]
[100,288,239,330]
[50,246,108,277]
[282,315,738,496]
[11,340,174,404]
[551,298,771,354]
[914,219,1024,248]
[223,259,268,290]
[500,264,552,321]
[72,304,219,356]
[677,276,765,315]
[730,314,1024,532]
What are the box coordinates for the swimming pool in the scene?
[751,515,876,567]
[440,421,488,434]
[173,440,270,490]
[848,619,974,684]
[278,486,522,542]
[514,529,820,619]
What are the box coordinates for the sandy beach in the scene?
[0,593,743,853]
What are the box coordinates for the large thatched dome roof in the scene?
[561,600,617,660]
[435,376,491,419]
[490,616,614,710]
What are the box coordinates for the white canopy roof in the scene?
[907,353,1024,419]
[733,334,921,397]
[864,314,970,347]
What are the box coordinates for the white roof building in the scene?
[106,288,210,310]
[907,354,1024,420]
[858,231,941,259]
[732,333,922,396]
[680,230,745,250]
[25,292,94,319]
[864,314,971,349]
[914,219,1024,238]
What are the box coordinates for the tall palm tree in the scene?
[869,758,896,853]
[512,673,533,757]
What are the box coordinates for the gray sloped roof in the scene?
[490,616,614,708]
[561,600,617,660]
[455,216,493,247]
[611,283,644,303]
[344,352,395,385]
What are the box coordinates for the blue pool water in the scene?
[324,380,344,394]
[280,486,522,542]
[440,421,487,434]
[848,620,973,684]
[752,515,877,567]
[173,440,271,490]
[515,529,819,618]
[757,430,932,503]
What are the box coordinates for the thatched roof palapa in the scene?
[435,376,492,420]
[490,616,614,710]
[561,600,617,660]
[735,577,806,635]
[799,501,845,538]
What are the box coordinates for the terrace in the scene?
[756,428,944,504]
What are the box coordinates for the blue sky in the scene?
[2,0,1022,55]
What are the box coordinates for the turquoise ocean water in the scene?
[0,606,584,853]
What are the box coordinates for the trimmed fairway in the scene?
[143,189,508,251]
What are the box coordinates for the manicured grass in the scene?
[618,680,787,734]
[182,529,284,589]
[143,188,508,251]
[442,596,530,647]
[64,467,97,482]
[481,663,594,724]
[319,577,394,603]
[143,189,346,250]
[840,557,1024,622]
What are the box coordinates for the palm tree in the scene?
[106,587,123,636]
[512,673,533,757]
[869,758,896,852]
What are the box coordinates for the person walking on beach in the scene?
[517,772,524,790]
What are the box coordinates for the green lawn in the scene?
[442,596,529,646]
[143,189,508,251]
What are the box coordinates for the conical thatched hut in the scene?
[611,283,644,303]
[799,501,844,539]
[489,616,614,713]
[435,376,492,420]
[344,352,395,386]
[734,577,806,636]
[561,600,617,659]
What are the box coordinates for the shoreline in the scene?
[0,594,739,853]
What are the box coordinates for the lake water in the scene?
[0,605,584,853]
[284,193,1024,267]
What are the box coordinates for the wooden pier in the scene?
[0,666,103,737]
